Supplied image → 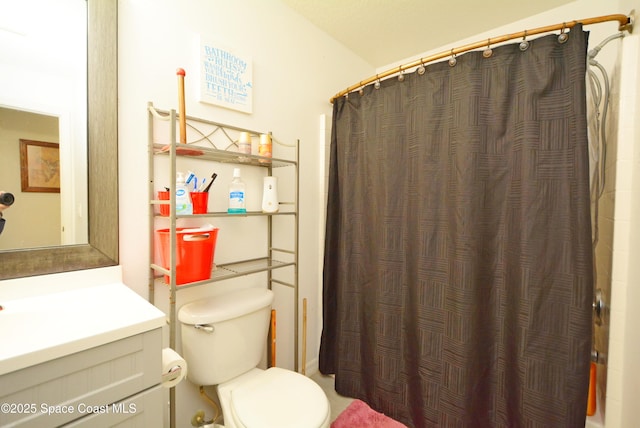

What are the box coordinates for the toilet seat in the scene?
[229,367,330,428]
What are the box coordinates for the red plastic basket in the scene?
[157,227,219,285]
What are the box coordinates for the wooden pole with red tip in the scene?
[176,68,187,144]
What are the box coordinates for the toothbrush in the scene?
[197,178,207,192]
[203,173,218,193]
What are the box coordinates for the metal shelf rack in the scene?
[147,102,299,428]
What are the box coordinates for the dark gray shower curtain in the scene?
[320,26,593,428]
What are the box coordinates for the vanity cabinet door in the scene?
[0,328,161,427]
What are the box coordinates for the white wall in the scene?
[117,0,372,424]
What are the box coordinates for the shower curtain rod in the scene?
[329,13,633,103]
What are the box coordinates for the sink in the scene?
[0,281,165,375]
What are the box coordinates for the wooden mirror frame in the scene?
[0,0,118,280]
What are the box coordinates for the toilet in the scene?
[178,288,330,428]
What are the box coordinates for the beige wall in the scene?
[0,107,60,249]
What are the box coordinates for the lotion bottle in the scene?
[175,172,193,215]
[228,168,246,214]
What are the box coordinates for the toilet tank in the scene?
[178,288,274,386]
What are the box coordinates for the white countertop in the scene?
[0,276,165,375]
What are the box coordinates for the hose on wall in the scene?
[587,31,625,248]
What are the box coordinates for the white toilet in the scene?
[178,288,330,428]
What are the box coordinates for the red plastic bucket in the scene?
[156,227,219,285]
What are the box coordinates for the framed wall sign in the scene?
[199,37,253,113]
[19,139,60,193]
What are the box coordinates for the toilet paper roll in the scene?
[161,347,188,388]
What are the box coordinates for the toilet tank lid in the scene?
[178,288,274,325]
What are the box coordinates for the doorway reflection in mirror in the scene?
[0,0,88,250]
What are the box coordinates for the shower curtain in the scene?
[320,25,593,428]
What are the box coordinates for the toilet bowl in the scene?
[178,288,330,428]
[218,367,330,428]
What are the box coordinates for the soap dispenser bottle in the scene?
[175,171,193,215]
[262,176,278,213]
[228,168,246,214]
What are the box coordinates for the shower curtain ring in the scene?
[374,74,381,89]
[448,48,457,67]
[519,30,530,51]
[417,59,426,75]
[397,67,405,82]
[483,38,493,58]
[558,22,569,44]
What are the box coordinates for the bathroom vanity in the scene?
[0,267,166,427]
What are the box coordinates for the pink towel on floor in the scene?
[331,399,408,428]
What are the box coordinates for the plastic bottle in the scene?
[175,172,193,215]
[258,133,272,163]
[262,176,279,213]
[238,132,252,155]
[228,168,246,214]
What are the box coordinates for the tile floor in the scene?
[310,372,354,422]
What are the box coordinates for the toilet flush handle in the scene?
[195,324,214,333]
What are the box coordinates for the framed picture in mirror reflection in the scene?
[19,139,60,193]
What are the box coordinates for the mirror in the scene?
[0,0,118,279]
[0,0,88,250]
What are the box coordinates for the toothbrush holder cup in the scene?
[190,192,209,214]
